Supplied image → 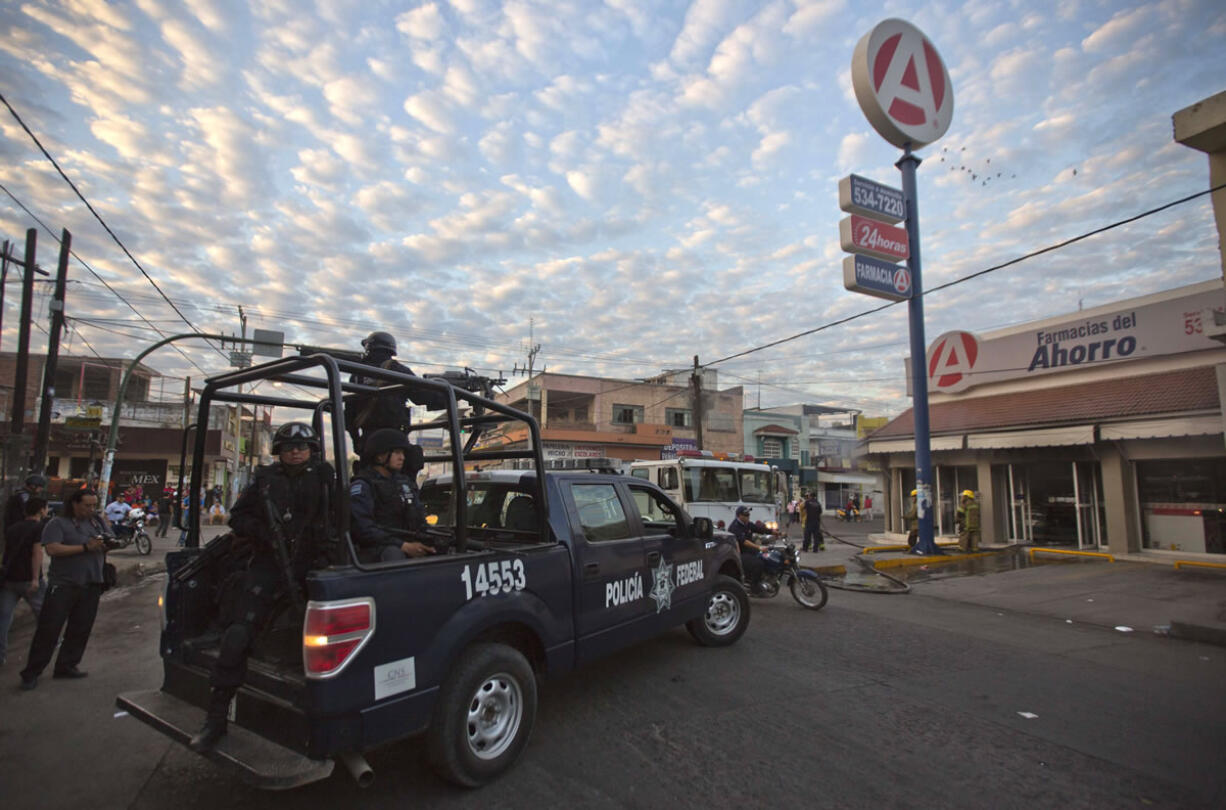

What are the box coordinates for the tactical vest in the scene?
[355,469,422,533]
[254,461,333,565]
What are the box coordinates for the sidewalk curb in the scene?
[1168,621,1226,648]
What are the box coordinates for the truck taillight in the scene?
[303,598,376,679]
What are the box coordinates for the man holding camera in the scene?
[19,489,110,690]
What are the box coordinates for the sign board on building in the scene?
[838,174,906,224]
[63,415,102,431]
[919,282,1226,393]
[850,18,954,150]
[839,215,910,262]
[661,437,698,459]
[842,255,912,301]
[542,442,606,459]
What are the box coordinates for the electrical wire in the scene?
[702,182,1226,369]
[0,91,227,362]
[0,180,211,375]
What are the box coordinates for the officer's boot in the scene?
[189,688,234,752]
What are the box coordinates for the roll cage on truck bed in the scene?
[116,351,749,790]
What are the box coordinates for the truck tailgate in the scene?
[116,690,334,790]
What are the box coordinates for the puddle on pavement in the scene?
[824,547,1098,592]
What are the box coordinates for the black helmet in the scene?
[362,331,397,355]
[272,422,320,453]
[363,428,412,461]
[25,474,47,488]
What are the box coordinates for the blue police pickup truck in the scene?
[117,353,748,790]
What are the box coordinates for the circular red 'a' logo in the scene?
[892,267,911,295]
[851,18,954,150]
[928,331,978,389]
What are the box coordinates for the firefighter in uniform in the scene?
[344,331,448,454]
[350,428,434,562]
[904,490,918,550]
[957,490,981,552]
[189,422,334,752]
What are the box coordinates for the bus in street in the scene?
[629,451,786,530]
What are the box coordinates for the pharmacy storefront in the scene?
[864,280,1226,558]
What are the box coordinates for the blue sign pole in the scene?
[897,144,939,555]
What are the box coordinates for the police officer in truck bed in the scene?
[344,331,448,454]
[350,428,434,562]
[189,421,334,752]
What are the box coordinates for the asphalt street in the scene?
[2,532,1224,809]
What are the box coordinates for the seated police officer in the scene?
[344,331,449,454]
[350,428,433,562]
[189,421,334,752]
[729,505,769,594]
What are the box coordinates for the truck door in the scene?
[626,482,707,630]
[566,481,652,663]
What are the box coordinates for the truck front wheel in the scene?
[686,575,750,647]
[426,642,538,787]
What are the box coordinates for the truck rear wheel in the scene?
[687,575,750,647]
[426,642,538,787]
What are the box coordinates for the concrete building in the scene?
[494,370,744,461]
[863,280,1226,558]
[0,353,268,502]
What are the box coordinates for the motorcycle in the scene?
[749,534,828,610]
[110,507,153,556]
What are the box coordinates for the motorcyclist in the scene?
[729,505,770,595]
[344,331,449,454]
[350,428,434,562]
[189,421,335,752]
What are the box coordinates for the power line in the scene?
[702,182,1226,369]
[0,179,211,375]
[0,91,226,362]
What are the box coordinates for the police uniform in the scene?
[350,467,427,562]
[344,332,448,452]
[211,458,334,692]
[729,516,764,590]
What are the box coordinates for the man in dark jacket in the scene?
[350,428,433,562]
[5,474,47,531]
[189,421,334,751]
[802,492,824,552]
[344,331,449,454]
[0,497,48,665]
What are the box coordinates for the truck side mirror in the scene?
[692,516,713,541]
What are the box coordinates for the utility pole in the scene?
[511,318,542,443]
[11,230,36,440]
[692,356,705,451]
[32,229,71,475]
[0,239,9,352]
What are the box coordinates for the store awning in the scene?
[816,471,878,485]
[1098,415,1222,440]
[866,435,964,454]
[966,425,1095,449]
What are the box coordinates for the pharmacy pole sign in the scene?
[846,18,954,555]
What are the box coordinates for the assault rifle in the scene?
[260,481,305,612]
[422,368,507,400]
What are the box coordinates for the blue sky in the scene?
[1,0,1224,416]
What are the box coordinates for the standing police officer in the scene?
[350,428,433,562]
[344,331,448,453]
[189,422,334,752]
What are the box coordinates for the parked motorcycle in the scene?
[110,507,153,556]
[750,535,828,610]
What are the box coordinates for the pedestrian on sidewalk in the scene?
[802,492,824,552]
[156,488,173,538]
[19,489,109,690]
[957,491,980,552]
[905,490,918,550]
[787,497,798,526]
[0,497,48,665]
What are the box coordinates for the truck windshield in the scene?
[682,467,737,503]
[739,470,773,503]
